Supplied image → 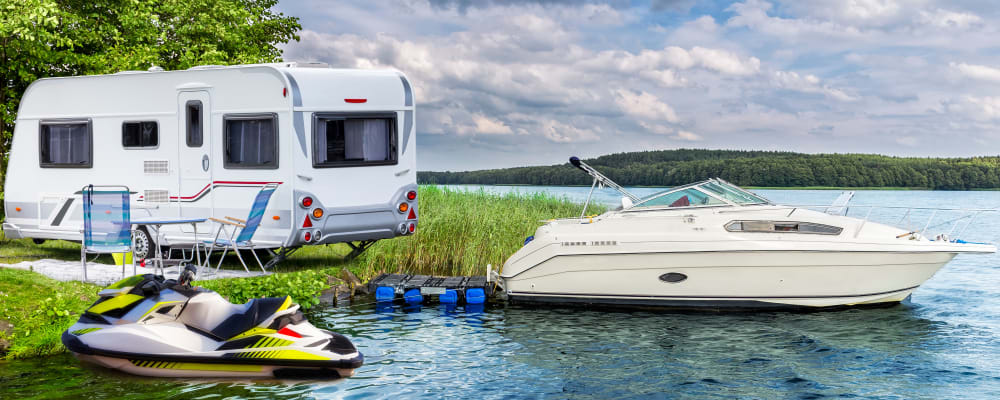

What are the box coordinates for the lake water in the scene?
[3,187,1000,399]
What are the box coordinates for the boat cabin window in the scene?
[633,188,726,208]
[223,114,278,169]
[39,119,92,168]
[122,121,158,148]
[312,113,397,168]
[186,101,203,147]
[700,181,767,204]
[725,220,843,235]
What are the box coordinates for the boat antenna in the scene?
[570,156,641,218]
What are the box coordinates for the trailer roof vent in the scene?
[144,160,169,175]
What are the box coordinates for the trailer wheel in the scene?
[132,227,152,260]
[32,238,47,245]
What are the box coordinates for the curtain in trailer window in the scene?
[362,119,389,160]
[226,118,275,167]
[42,123,90,165]
[344,119,365,160]
[343,119,389,161]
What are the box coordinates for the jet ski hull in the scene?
[63,330,364,378]
[62,271,364,379]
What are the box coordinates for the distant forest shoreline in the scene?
[417,149,1000,190]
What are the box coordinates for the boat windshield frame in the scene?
[625,179,772,211]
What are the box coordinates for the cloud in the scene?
[615,90,680,122]
[951,62,1000,83]
[770,70,856,101]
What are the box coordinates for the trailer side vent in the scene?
[144,190,169,204]
[144,160,169,175]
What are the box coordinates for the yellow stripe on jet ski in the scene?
[71,328,102,335]
[88,294,144,314]
[277,296,292,312]
[268,350,329,361]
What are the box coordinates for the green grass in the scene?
[351,186,603,279]
[0,268,99,360]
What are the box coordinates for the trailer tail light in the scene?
[345,98,367,103]
[408,209,417,220]
[300,196,313,208]
[302,216,313,228]
[312,208,324,219]
[407,191,417,201]
[398,223,408,235]
[398,203,409,213]
[303,231,312,242]
[408,222,416,233]
[283,87,287,97]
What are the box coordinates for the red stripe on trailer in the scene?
[167,181,283,200]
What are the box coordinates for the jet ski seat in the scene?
[179,293,289,340]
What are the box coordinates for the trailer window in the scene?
[122,121,158,148]
[223,114,278,169]
[313,114,397,167]
[39,120,92,168]
[186,101,203,147]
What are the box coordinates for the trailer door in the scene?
[177,91,213,225]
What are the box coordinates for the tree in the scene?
[0,0,301,217]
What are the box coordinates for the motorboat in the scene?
[496,157,996,309]
[62,265,363,378]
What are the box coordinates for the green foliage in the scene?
[352,185,604,278]
[196,269,329,310]
[0,0,302,202]
[0,268,99,359]
[418,149,1000,190]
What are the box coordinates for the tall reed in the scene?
[352,185,604,278]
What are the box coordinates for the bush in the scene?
[196,269,330,309]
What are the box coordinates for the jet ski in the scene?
[61,265,363,378]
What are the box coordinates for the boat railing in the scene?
[740,204,998,240]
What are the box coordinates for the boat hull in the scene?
[502,250,957,309]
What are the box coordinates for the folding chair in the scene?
[203,183,278,274]
[81,185,135,281]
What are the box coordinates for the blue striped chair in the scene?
[81,185,135,281]
[203,183,278,274]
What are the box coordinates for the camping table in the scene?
[131,217,207,276]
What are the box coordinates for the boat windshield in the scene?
[632,188,727,208]
[698,181,769,204]
[629,179,770,209]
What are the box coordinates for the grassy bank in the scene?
[0,268,99,359]
[0,186,595,359]
[352,185,602,278]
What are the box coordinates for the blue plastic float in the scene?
[440,289,459,304]
[375,286,395,302]
[404,288,423,304]
[465,288,486,304]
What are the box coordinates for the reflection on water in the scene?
[2,189,1000,399]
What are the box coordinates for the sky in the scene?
[277,0,1000,171]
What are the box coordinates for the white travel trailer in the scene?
[2,63,418,266]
